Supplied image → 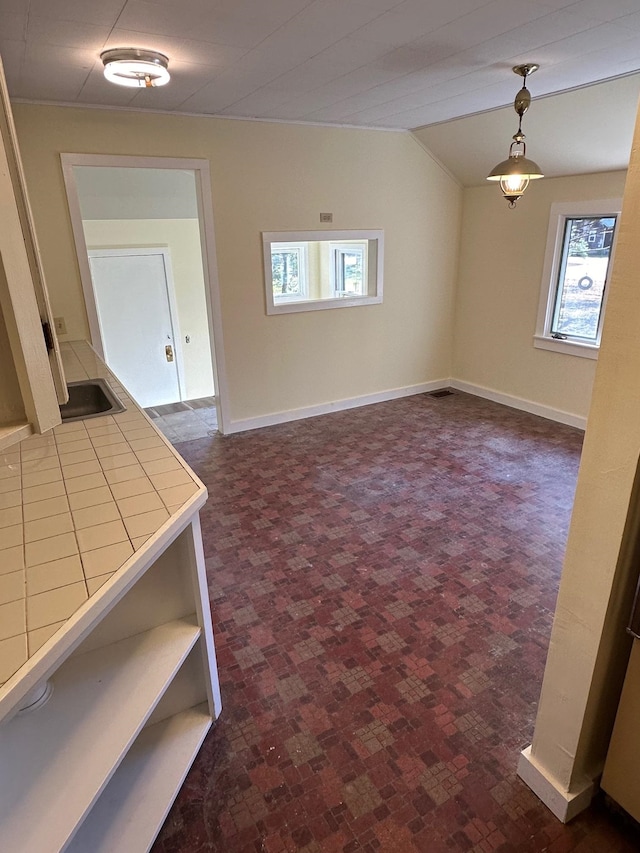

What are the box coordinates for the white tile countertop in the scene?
[0,341,207,688]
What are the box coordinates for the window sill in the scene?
[268,294,382,315]
[533,335,599,360]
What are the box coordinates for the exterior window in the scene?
[331,243,367,297]
[535,199,621,358]
[550,217,616,342]
[271,243,308,302]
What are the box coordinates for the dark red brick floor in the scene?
[151,392,640,852]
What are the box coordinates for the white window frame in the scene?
[271,242,309,302]
[263,229,383,315]
[330,242,367,297]
[534,198,621,359]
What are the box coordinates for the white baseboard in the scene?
[225,379,450,434]
[517,746,596,822]
[449,380,587,430]
[224,377,587,435]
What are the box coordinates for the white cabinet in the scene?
[0,55,66,450]
[0,513,221,853]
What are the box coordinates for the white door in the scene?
[88,249,182,408]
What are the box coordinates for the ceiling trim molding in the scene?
[9,98,409,133]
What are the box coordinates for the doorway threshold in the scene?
[145,397,218,444]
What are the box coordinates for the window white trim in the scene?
[263,230,383,315]
[330,242,368,297]
[532,335,599,359]
[534,198,621,359]
[271,242,309,301]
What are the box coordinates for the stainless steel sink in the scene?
[59,379,126,423]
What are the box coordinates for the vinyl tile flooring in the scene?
[151,391,640,853]
[145,396,218,442]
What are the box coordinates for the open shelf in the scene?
[0,419,32,450]
[0,618,200,853]
[65,705,212,852]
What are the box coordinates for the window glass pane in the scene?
[272,248,303,299]
[332,244,366,296]
[551,216,616,341]
[341,251,364,295]
[263,231,383,314]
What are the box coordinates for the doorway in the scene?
[61,154,229,434]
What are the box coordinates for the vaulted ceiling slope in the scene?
[2,0,640,131]
[413,73,640,186]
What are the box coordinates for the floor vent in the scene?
[427,389,455,398]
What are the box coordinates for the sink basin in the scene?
[59,379,126,423]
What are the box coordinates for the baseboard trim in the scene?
[449,380,587,430]
[224,378,587,435]
[225,380,450,434]
[517,746,596,823]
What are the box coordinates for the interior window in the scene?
[263,230,383,315]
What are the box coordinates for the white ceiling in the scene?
[2,0,640,181]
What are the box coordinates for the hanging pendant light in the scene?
[487,64,543,208]
[100,48,170,88]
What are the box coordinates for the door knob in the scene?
[165,345,174,362]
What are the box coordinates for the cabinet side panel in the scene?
[0,290,25,423]
[187,513,222,718]
[0,57,67,404]
[0,117,61,433]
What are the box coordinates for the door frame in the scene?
[61,153,230,434]
[87,246,187,404]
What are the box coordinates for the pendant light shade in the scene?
[487,148,544,207]
[487,64,543,207]
[101,48,170,88]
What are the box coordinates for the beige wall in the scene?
[13,104,462,426]
[454,171,627,422]
[524,111,640,800]
[82,219,214,401]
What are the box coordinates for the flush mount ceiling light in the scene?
[100,48,170,88]
[487,64,544,208]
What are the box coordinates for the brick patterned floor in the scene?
[151,392,640,853]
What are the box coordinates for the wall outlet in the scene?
[54,316,67,335]
[319,212,333,223]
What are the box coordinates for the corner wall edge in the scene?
[517,745,596,823]
[449,379,587,430]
